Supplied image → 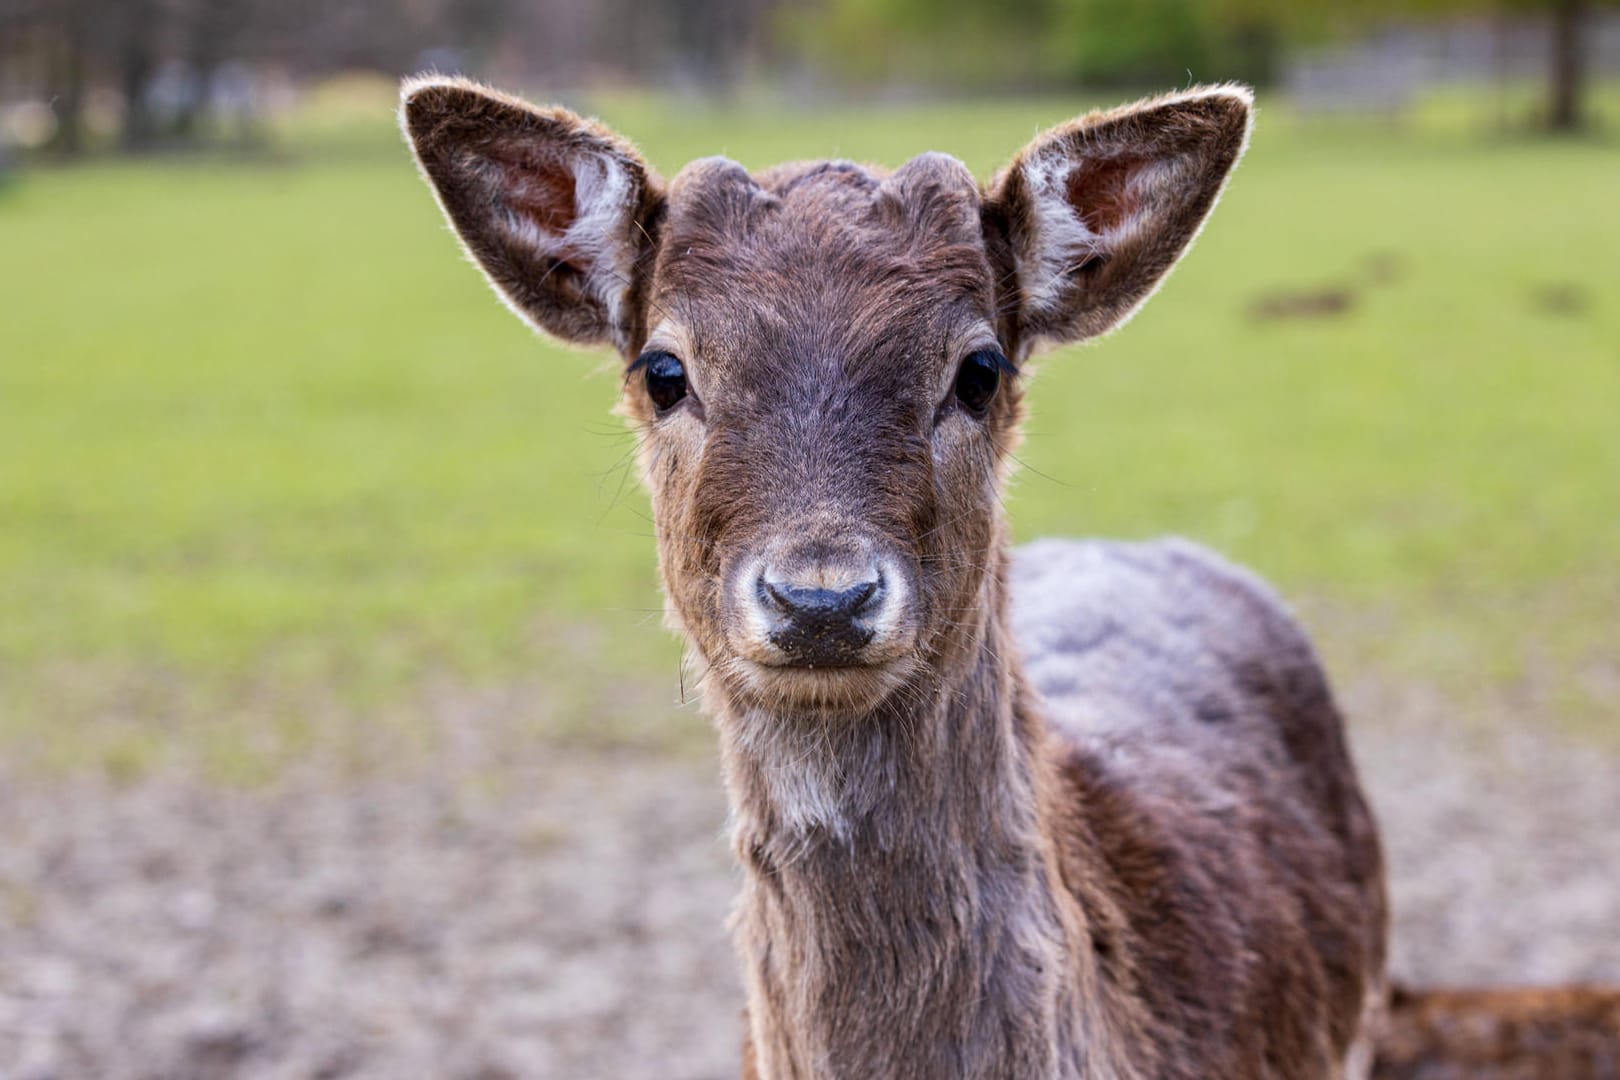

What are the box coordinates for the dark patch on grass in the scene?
[1530,282,1590,317]
[1247,285,1357,323]
[1363,251,1405,286]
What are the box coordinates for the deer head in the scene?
[403,79,1251,717]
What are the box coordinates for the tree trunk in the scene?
[51,15,89,156]
[120,39,158,151]
[1492,11,1511,134]
[1547,0,1587,133]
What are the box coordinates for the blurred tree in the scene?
[806,0,1077,89]
[1060,0,1197,85]
[5,0,1606,157]
[171,0,256,138]
[0,0,91,154]
[112,0,161,150]
[788,0,1279,90]
[1440,0,1603,131]
[788,0,1610,132]
[1213,0,1608,133]
[53,4,89,155]
[1547,0,1588,129]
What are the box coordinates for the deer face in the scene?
[403,80,1251,714]
[623,154,1021,713]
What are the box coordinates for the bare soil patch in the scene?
[2,692,1617,1078]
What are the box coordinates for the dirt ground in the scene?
[2,685,1618,1080]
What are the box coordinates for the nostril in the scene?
[842,581,878,614]
[759,577,788,613]
[761,579,880,619]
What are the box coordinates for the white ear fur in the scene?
[1018,153,1172,325]
[485,146,639,344]
[1020,150,1100,324]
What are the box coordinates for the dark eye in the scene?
[954,349,1005,415]
[639,350,688,413]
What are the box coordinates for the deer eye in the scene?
[954,350,1005,415]
[639,350,688,413]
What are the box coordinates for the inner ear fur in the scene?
[984,85,1253,353]
[400,76,664,351]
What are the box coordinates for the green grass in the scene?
[2,82,1617,773]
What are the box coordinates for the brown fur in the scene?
[400,77,1613,1079]
[1376,985,1620,1078]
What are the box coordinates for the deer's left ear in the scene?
[984,85,1252,352]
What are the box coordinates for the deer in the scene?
[400,77,1620,1079]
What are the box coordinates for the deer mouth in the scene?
[723,653,919,714]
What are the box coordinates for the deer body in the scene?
[730,539,1385,1079]
[403,81,1391,1077]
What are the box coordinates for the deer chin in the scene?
[718,652,919,715]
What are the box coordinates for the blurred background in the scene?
[1,0,1617,1077]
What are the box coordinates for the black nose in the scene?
[759,576,881,665]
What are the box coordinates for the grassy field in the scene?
[2,81,1616,776]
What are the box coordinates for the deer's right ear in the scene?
[984,86,1252,353]
[400,77,663,350]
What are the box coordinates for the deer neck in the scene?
[709,552,1111,1079]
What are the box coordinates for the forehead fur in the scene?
[651,153,995,350]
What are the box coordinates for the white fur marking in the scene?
[737,706,853,842]
[1020,151,1106,319]
[487,147,638,347]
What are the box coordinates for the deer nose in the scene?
[758,573,882,665]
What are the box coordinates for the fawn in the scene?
[402,78,1617,1079]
